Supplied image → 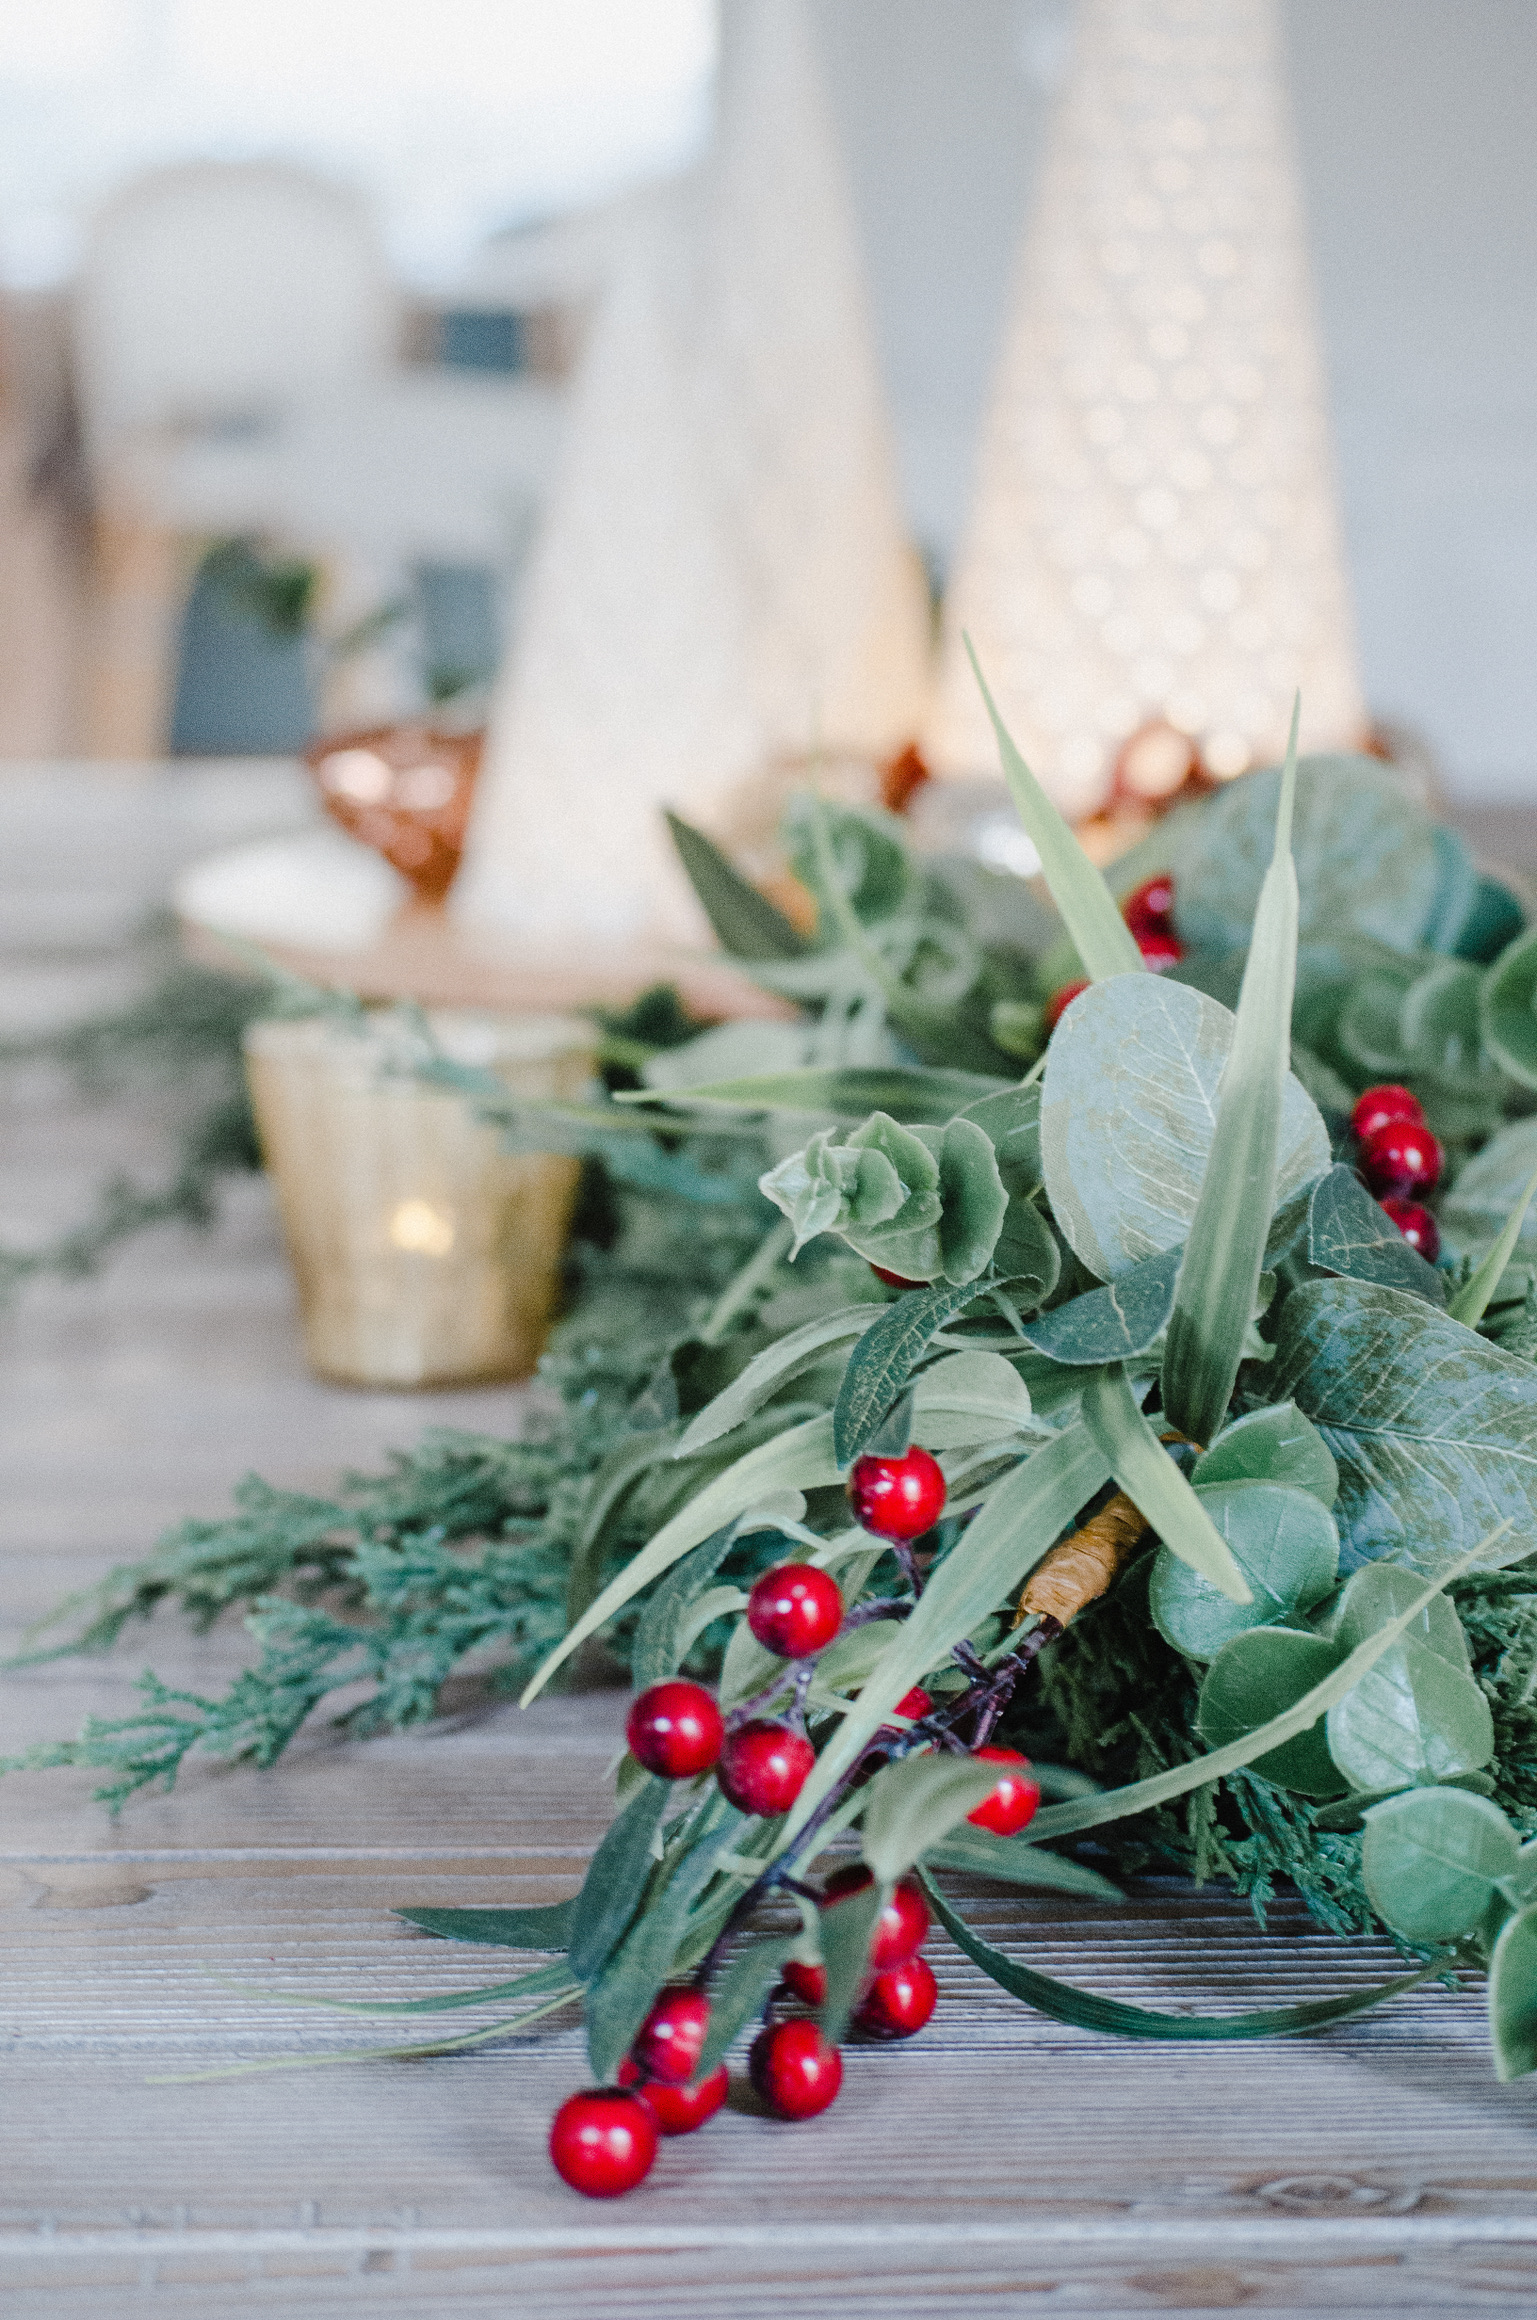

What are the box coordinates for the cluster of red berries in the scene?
[1045,872,1184,1034]
[1350,1083,1442,1261]
[550,1439,1042,2197]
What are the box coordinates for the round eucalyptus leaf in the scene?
[1151,1482,1339,1661]
[1040,974,1330,1281]
[934,1116,1010,1285]
[1191,1402,1337,1507]
[1335,965,1414,1082]
[1481,925,1537,1092]
[1196,1625,1349,1796]
[1325,1639,1494,1793]
[1360,1786,1519,1945]
[1316,1560,1471,1673]
[1488,1903,1537,2080]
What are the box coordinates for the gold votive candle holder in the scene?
[243,1010,593,1388]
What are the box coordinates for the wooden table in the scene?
[4,766,1537,2317]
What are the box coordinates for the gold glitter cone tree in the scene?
[457,0,930,948]
[927,0,1366,816]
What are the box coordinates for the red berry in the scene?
[617,2055,728,2135]
[1136,930,1184,972]
[626,1680,724,1779]
[967,1745,1042,1837]
[1044,978,1089,1034]
[717,1719,816,1816]
[893,1686,932,1722]
[1351,1083,1424,1145]
[870,1264,924,1289]
[1360,1118,1442,1198]
[1122,873,1175,940]
[630,1985,710,2085]
[853,1954,939,2042]
[746,1562,844,1659]
[549,2089,658,2197]
[823,1862,930,1970]
[780,1958,827,2006]
[847,1445,947,1541]
[749,2018,843,2120]
[1381,1195,1440,1263]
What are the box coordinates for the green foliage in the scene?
[665,809,808,960]
[1021,1246,1180,1365]
[395,1904,575,1950]
[1190,1403,1337,1505]
[859,1753,1001,1883]
[1307,1165,1447,1305]
[1151,1482,1338,1661]
[1359,1787,1518,1944]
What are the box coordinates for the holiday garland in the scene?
[14,703,1537,2167]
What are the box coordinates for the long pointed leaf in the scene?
[779,1421,1111,1846]
[964,638,1142,981]
[395,1903,574,1951]
[1024,1531,1505,1843]
[522,1415,840,1703]
[677,1304,885,1458]
[1448,1162,1537,1327]
[1079,1365,1249,1602]
[665,809,808,960]
[833,1279,995,1467]
[1162,710,1302,1443]
[924,1876,1432,2040]
[612,1066,1009,1120]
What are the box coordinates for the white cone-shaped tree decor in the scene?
[456,0,930,947]
[927,0,1365,815]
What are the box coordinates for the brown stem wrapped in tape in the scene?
[1015,1490,1149,1630]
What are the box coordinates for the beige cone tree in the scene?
[456,0,930,947]
[927,0,1366,815]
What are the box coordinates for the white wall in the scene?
[815,0,1537,800]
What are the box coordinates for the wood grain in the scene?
[4,768,1537,2318]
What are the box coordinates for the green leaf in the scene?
[922,1828,1123,1902]
[1150,1482,1339,1661]
[1307,1165,1447,1307]
[394,1903,574,1952]
[665,809,808,960]
[1163,733,1304,1445]
[910,1350,1041,1448]
[1040,973,1328,1283]
[584,1806,743,2079]
[217,1958,579,2018]
[522,1413,840,1702]
[696,1935,800,2076]
[1400,958,1501,1098]
[1270,1278,1537,1573]
[1360,1786,1519,1944]
[964,638,1144,981]
[566,1424,685,1624]
[566,1776,669,1984]
[1488,1903,1537,2079]
[780,1421,1113,1845]
[859,1754,1003,1884]
[617,1064,1011,1122]
[1453,872,1525,965]
[1197,1627,1348,1796]
[932,1116,1011,1284]
[923,1875,1431,2040]
[1079,1365,1250,1602]
[1441,1119,1537,1276]
[1026,1536,1498,1842]
[818,1877,888,2045]
[786,793,917,929]
[1174,755,1444,961]
[676,1304,885,1458]
[1448,1163,1537,1329]
[1019,1246,1181,1365]
[631,1527,742,1690]
[1325,1636,1493,1792]
[1336,964,1415,1082]
[1319,1560,1473,1671]
[832,1278,996,1467]
[1191,1402,1337,1507]
[1481,925,1537,1090]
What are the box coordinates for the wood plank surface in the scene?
[5,767,1537,2319]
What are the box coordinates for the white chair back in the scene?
[74,161,395,467]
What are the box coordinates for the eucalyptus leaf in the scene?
[566,1776,669,1985]
[1150,1482,1339,1661]
[911,1350,1040,1448]
[818,1879,888,2045]
[1270,1278,1537,1573]
[1163,734,1302,1445]
[1481,925,1537,1091]
[394,1903,574,1952]
[1197,1626,1348,1796]
[1079,1364,1250,1602]
[676,1304,885,1458]
[1307,1165,1447,1306]
[1191,1402,1337,1507]
[1360,1786,1519,1944]
[1040,973,1328,1282]
[523,1414,841,1702]
[1325,1635,1493,1792]
[832,1277,996,1467]
[923,1876,1430,2040]
[860,1754,1002,1884]
[1019,1245,1181,1365]
[1336,965,1414,1082]
[932,1116,1012,1284]
[964,641,1144,982]
[1440,1117,1537,1267]
[923,1829,1123,1902]
[1317,1560,1473,1672]
[665,809,807,960]
[1488,1903,1537,2080]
